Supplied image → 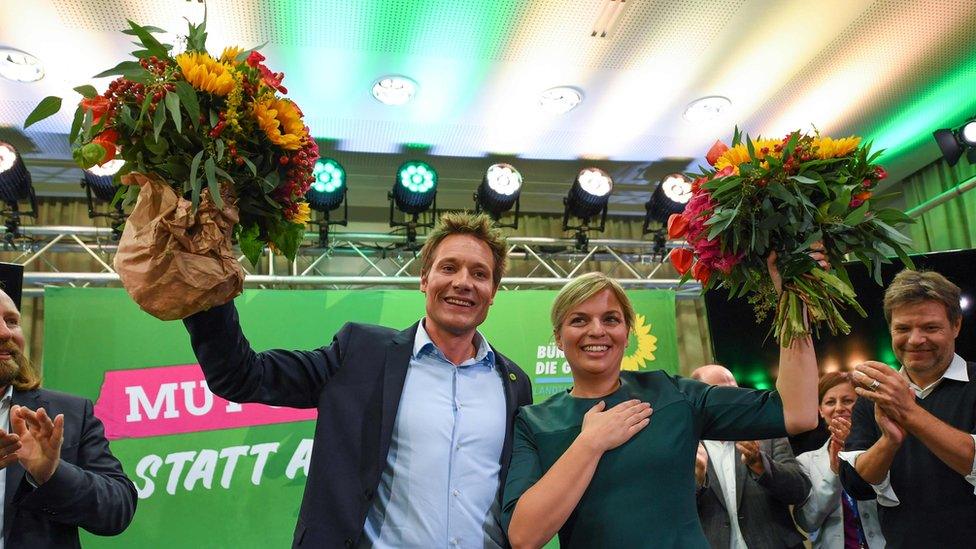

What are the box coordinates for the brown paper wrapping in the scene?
[114,172,244,320]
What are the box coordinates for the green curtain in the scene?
[902,158,976,252]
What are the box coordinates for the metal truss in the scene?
[1,226,701,298]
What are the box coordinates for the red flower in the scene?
[90,128,119,165]
[80,96,111,124]
[667,213,689,239]
[705,140,729,167]
[258,65,288,94]
[670,248,694,275]
[692,261,712,284]
[246,51,266,67]
[715,166,735,178]
[873,166,887,180]
[691,176,707,193]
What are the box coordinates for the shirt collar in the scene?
[413,319,495,366]
[0,384,12,406]
[899,353,969,396]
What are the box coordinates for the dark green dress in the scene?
[501,370,787,548]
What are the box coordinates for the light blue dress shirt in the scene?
[0,384,13,549]
[362,321,507,549]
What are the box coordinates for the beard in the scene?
[0,347,24,388]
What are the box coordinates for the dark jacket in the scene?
[184,301,532,548]
[697,437,810,549]
[4,388,137,548]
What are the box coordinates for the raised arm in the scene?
[183,300,343,408]
[776,336,820,434]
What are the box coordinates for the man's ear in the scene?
[420,271,428,293]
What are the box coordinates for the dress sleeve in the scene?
[677,376,787,441]
[501,412,543,533]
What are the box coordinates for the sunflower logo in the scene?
[620,313,658,371]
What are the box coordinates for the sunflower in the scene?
[175,52,235,96]
[813,136,861,159]
[220,46,244,63]
[254,98,307,150]
[713,144,751,174]
[287,202,311,225]
[620,314,659,371]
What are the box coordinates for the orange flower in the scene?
[91,129,119,164]
[175,52,235,96]
[705,141,729,167]
[692,261,712,284]
[254,98,307,150]
[80,96,111,124]
[670,248,694,275]
[667,214,688,239]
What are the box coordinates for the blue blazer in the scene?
[184,301,533,548]
[3,388,137,548]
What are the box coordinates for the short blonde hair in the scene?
[551,272,635,334]
[420,211,508,287]
[883,269,961,325]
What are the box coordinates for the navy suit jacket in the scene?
[3,388,137,548]
[184,301,533,548]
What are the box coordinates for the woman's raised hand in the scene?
[578,399,653,453]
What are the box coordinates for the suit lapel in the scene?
[734,446,746,511]
[377,323,419,465]
[4,389,45,541]
[703,446,727,511]
[490,348,518,482]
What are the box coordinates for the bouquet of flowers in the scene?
[25,17,318,319]
[667,128,914,346]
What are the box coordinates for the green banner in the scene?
[42,287,676,547]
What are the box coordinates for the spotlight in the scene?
[389,160,438,244]
[643,173,691,233]
[81,158,127,239]
[562,167,613,251]
[933,116,976,166]
[305,158,348,244]
[0,141,38,244]
[474,163,522,227]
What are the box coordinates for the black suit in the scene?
[3,388,137,548]
[697,438,810,549]
[184,301,532,548]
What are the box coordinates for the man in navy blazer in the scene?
[0,288,137,548]
[184,212,533,547]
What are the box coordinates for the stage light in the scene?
[307,158,346,212]
[0,142,38,242]
[372,76,417,106]
[643,173,691,233]
[933,116,976,166]
[562,167,613,251]
[389,160,437,244]
[392,160,437,215]
[475,163,522,225]
[565,167,612,219]
[81,158,127,239]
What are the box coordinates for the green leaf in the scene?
[152,102,167,141]
[93,60,151,80]
[789,174,817,185]
[874,220,914,246]
[189,150,205,206]
[242,156,257,176]
[164,91,181,133]
[124,19,170,58]
[73,85,98,99]
[215,139,225,162]
[118,104,135,131]
[843,201,870,225]
[24,96,63,128]
[234,42,268,63]
[68,107,85,144]
[213,166,235,187]
[173,81,200,128]
[204,157,224,210]
[122,24,167,34]
[237,224,263,266]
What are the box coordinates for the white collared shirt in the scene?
[703,440,749,548]
[839,354,976,505]
[0,384,13,549]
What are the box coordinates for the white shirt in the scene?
[0,384,14,549]
[839,353,976,505]
[703,440,749,548]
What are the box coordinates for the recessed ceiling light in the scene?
[371,75,417,106]
[0,47,44,82]
[539,86,583,115]
[683,96,731,123]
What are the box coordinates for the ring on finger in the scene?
[869,379,881,391]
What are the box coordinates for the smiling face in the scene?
[819,381,856,423]
[420,233,498,339]
[890,300,960,382]
[555,288,630,381]
[0,291,25,388]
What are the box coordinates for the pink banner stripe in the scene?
[94,364,317,440]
